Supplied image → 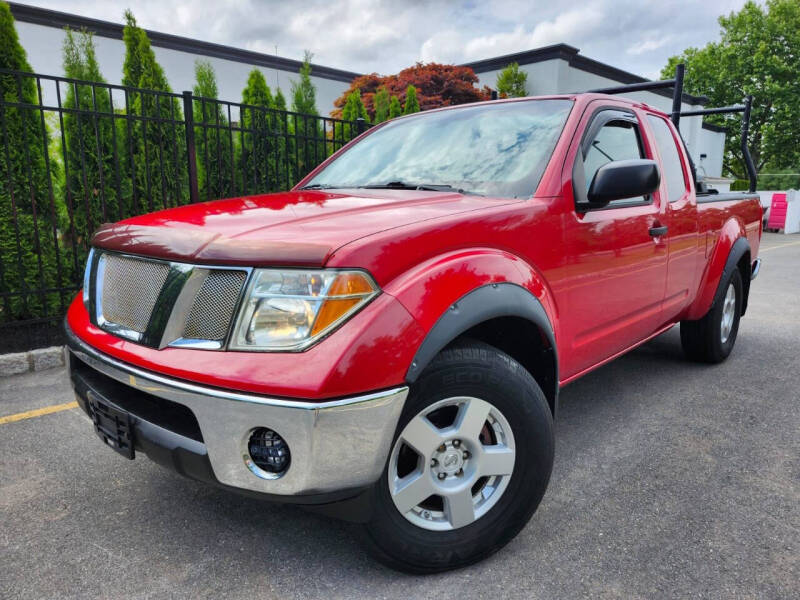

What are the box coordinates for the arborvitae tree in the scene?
[274,87,287,111]
[496,62,528,98]
[124,11,186,210]
[193,60,232,200]
[272,87,291,189]
[291,50,319,115]
[341,89,368,141]
[62,28,118,258]
[238,69,277,193]
[0,1,65,319]
[373,85,390,123]
[403,85,420,114]
[291,51,324,179]
[122,10,144,88]
[388,95,402,119]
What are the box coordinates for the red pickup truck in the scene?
[66,89,762,572]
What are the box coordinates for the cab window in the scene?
[583,120,646,205]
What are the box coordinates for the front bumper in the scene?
[66,324,408,499]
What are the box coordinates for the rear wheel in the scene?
[362,341,554,573]
[680,268,743,363]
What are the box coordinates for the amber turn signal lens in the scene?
[311,272,375,336]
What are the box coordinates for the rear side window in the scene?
[647,115,688,202]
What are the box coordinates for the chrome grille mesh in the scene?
[182,270,247,341]
[100,254,170,333]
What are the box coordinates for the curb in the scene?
[0,346,65,377]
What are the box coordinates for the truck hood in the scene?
[92,189,505,266]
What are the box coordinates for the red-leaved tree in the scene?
[331,63,491,119]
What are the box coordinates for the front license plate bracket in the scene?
[87,393,135,459]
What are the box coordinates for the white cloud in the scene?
[14,0,749,78]
[420,8,604,67]
[626,36,674,56]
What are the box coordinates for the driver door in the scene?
[560,106,668,379]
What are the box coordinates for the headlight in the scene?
[229,269,379,351]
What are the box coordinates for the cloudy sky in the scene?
[18,0,749,79]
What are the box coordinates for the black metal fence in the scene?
[0,68,366,353]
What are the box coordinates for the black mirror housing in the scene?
[585,159,661,207]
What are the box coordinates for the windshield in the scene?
[304,99,573,198]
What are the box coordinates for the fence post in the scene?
[356,117,366,135]
[182,91,200,203]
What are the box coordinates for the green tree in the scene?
[62,28,118,255]
[238,69,278,193]
[274,87,287,112]
[272,87,292,189]
[123,11,186,210]
[291,50,319,115]
[496,62,527,98]
[0,1,64,319]
[403,85,420,114]
[662,0,800,178]
[341,88,368,141]
[388,95,402,119]
[122,10,144,88]
[291,51,324,179]
[193,60,232,200]
[373,85,390,123]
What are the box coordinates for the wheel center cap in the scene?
[443,451,460,469]
[435,448,464,475]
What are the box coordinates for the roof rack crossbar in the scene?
[586,78,676,95]
[674,105,745,117]
[581,64,757,193]
[675,96,756,192]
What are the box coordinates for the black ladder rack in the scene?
[581,64,757,192]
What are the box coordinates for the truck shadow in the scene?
[132,325,721,581]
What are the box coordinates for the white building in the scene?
[9,3,726,177]
[9,2,357,114]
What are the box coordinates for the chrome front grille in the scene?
[89,250,250,349]
[100,254,170,333]
[182,270,247,341]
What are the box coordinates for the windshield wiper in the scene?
[297,183,345,190]
[361,181,482,195]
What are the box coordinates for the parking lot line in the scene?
[760,239,800,252]
[0,401,79,425]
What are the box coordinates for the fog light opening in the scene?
[245,427,290,479]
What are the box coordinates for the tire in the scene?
[362,340,554,573]
[680,267,743,363]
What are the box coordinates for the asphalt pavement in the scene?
[1,232,798,599]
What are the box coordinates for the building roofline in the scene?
[8,2,361,83]
[462,43,708,106]
[7,3,714,106]
[461,43,581,72]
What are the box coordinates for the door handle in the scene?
[649,225,668,237]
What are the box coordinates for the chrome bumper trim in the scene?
[751,258,762,280]
[65,324,408,496]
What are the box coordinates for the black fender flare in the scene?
[405,283,559,412]
[714,237,751,317]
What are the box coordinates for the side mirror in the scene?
[585,159,661,209]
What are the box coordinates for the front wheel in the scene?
[362,341,554,573]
